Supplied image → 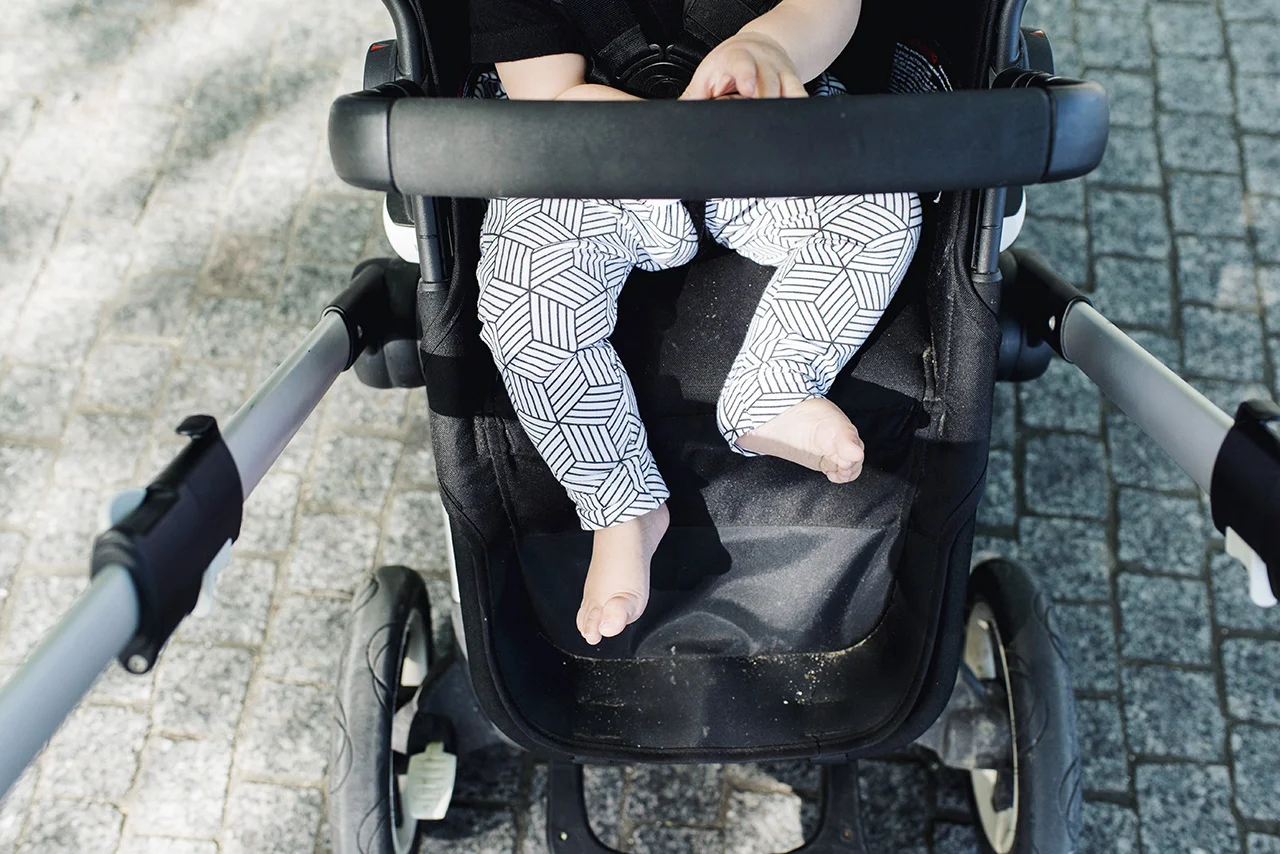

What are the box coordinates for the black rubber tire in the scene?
[330,566,431,854]
[968,558,1083,854]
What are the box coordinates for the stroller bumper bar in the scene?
[328,80,1109,199]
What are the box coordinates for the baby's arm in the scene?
[682,0,862,99]
[496,54,640,101]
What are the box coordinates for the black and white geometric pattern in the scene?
[474,57,944,529]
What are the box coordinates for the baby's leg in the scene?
[476,198,697,643]
[707,194,922,480]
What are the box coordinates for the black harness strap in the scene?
[555,0,776,97]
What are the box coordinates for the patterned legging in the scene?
[475,52,945,530]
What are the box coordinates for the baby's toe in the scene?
[579,603,604,645]
[598,596,635,638]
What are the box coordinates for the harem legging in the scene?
[477,191,923,530]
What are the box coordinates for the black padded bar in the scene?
[329,83,1107,199]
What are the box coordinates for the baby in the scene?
[472,0,922,644]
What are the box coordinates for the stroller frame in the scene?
[2,0,1279,851]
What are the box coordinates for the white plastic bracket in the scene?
[1226,527,1277,608]
[405,741,457,821]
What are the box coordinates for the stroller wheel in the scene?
[330,566,434,854]
[965,559,1083,854]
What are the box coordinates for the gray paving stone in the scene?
[0,444,54,527]
[88,659,155,708]
[182,297,267,364]
[627,764,724,826]
[234,680,330,782]
[26,485,109,567]
[1056,602,1119,691]
[420,808,519,854]
[1090,256,1174,329]
[174,557,275,647]
[133,201,220,271]
[202,231,286,300]
[325,371,413,433]
[153,644,252,739]
[1176,237,1259,308]
[1251,835,1280,854]
[583,765,625,848]
[10,293,103,370]
[1222,0,1280,19]
[1086,69,1155,128]
[129,736,232,837]
[1158,113,1240,175]
[1088,190,1169,261]
[520,764,549,854]
[293,195,377,267]
[1123,665,1225,760]
[1222,639,1280,723]
[1228,20,1280,72]
[273,264,353,327]
[1236,75,1280,133]
[305,433,401,514]
[1077,697,1129,792]
[0,575,86,663]
[262,594,348,685]
[0,182,68,265]
[1026,177,1086,222]
[1187,378,1273,417]
[172,84,262,161]
[1022,434,1108,520]
[858,761,928,854]
[725,790,807,853]
[37,703,149,800]
[1169,172,1248,238]
[109,273,197,340]
[1243,134,1280,196]
[630,826,723,854]
[1016,218,1090,287]
[15,800,123,854]
[220,782,324,854]
[239,471,301,553]
[1077,11,1151,70]
[977,449,1016,529]
[1118,574,1212,664]
[285,512,380,593]
[37,219,136,298]
[1089,126,1161,188]
[0,366,77,438]
[1157,57,1234,116]
[1262,267,1280,329]
[0,532,22,599]
[1210,550,1280,632]
[77,342,172,412]
[1181,305,1266,381]
[155,361,250,429]
[1232,724,1280,821]
[932,823,978,854]
[1017,515,1113,602]
[116,838,218,854]
[53,413,149,488]
[382,490,450,572]
[1081,802,1139,854]
[0,766,35,852]
[1116,489,1205,576]
[1018,357,1102,434]
[1136,764,1240,854]
[1253,196,1280,264]
[1150,3,1226,56]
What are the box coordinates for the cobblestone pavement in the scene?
[1,0,1278,851]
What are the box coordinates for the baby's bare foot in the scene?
[577,503,670,645]
[736,397,865,483]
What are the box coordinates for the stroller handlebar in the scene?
[328,80,1109,199]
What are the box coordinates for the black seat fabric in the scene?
[418,0,1007,761]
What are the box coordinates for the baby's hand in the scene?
[680,32,808,100]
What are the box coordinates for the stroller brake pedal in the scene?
[404,741,457,821]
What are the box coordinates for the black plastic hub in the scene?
[1211,400,1280,599]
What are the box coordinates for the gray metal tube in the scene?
[0,566,139,798]
[222,311,351,497]
[1061,301,1233,492]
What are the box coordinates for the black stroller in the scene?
[2,0,1277,852]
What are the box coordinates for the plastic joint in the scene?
[1211,400,1280,600]
[90,415,244,674]
[1002,248,1092,363]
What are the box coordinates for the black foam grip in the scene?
[1211,400,1280,596]
[373,86,1106,199]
